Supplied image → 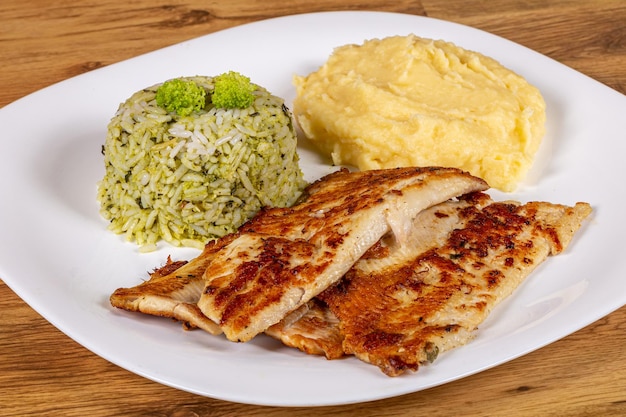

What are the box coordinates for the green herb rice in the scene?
[97,75,307,252]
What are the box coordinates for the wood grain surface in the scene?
[1,1,625,416]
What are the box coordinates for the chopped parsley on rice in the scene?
[97,75,306,252]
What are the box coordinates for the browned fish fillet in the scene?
[317,193,592,376]
[198,167,489,342]
[109,235,236,335]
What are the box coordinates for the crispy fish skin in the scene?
[319,193,592,376]
[198,167,489,342]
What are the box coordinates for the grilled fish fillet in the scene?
[198,167,489,342]
[314,192,592,376]
[108,166,591,377]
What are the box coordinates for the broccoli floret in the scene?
[211,71,256,109]
[155,78,206,116]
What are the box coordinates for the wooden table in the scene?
[1,1,624,415]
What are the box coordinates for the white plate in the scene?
[1,11,625,407]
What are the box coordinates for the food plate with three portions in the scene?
[0,11,625,406]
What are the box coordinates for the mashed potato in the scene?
[293,35,546,192]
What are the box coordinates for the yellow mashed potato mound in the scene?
[293,35,546,192]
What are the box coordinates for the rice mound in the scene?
[97,75,306,251]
